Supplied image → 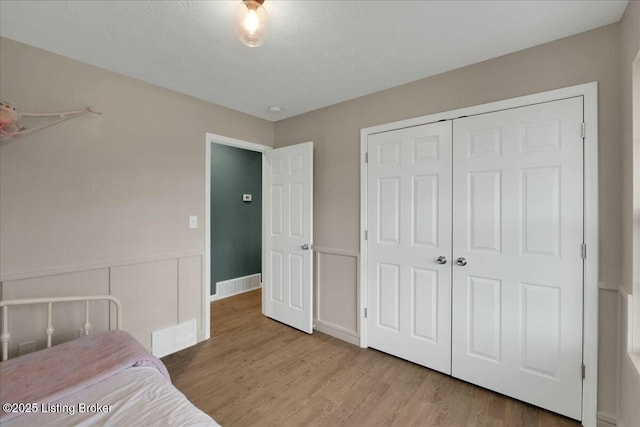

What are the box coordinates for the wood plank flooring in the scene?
[162,289,580,427]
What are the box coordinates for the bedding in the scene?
[3,367,218,426]
[0,330,218,426]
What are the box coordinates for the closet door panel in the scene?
[451,97,584,420]
[367,121,452,374]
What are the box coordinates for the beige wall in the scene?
[275,23,622,283]
[274,23,624,422]
[1,8,637,423]
[621,0,640,297]
[618,1,640,426]
[0,37,274,348]
[622,0,640,297]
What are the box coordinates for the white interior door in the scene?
[263,142,314,334]
[366,121,452,374]
[451,97,584,419]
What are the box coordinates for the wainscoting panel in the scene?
[617,289,640,427]
[314,247,359,345]
[0,268,110,358]
[178,255,203,330]
[110,259,178,350]
[0,252,205,356]
[597,287,619,425]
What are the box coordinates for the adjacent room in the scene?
[1,1,639,426]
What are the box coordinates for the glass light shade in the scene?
[233,0,269,47]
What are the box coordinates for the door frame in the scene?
[359,82,598,426]
[204,132,271,340]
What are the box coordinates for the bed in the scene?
[0,295,219,426]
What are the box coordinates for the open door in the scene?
[263,142,313,333]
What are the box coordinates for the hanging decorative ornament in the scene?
[233,0,269,48]
[0,102,23,136]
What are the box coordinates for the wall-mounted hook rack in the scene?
[0,107,101,143]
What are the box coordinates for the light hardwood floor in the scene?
[163,289,580,427]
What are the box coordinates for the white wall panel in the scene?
[0,253,202,356]
[315,251,358,338]
[597,288,619,422]
[111,259,178,350]
[0,269,109,358]
[178,255,202,332]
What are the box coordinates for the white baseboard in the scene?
[597,412,617,427]
[210,273,261,301]
[314,320,359,346]
[599,282,620,292]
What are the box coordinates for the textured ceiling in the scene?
[0,1,629,121]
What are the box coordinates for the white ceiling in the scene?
[0,1,628,121]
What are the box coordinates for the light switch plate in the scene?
[189,215,198,229]
[243,194,252,202]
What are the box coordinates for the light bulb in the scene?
[243,9,259,35]
[233,0,269,48]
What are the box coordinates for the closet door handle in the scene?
[456,257,467,266]
[301,244,310,250]
[436,256,447,265]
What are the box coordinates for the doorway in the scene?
[204,133,315,340]
[204,133,270,340]
[210,142,263,301]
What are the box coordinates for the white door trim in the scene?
[204,132,271,341]
[359,82,598,426]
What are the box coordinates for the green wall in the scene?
[211,143,262,294]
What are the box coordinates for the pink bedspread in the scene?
[0,330,170,423]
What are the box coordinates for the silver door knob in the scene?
[436,256,447,265]
[301,244,310,250]
[456,257,467,266]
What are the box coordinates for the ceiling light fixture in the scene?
[233,0,269,48]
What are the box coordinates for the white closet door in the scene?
[367,121,452,374]
[264,142,313,334]
[451,98,584,419]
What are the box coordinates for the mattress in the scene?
[4,367,219,426]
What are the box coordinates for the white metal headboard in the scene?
[0,295,122,362]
